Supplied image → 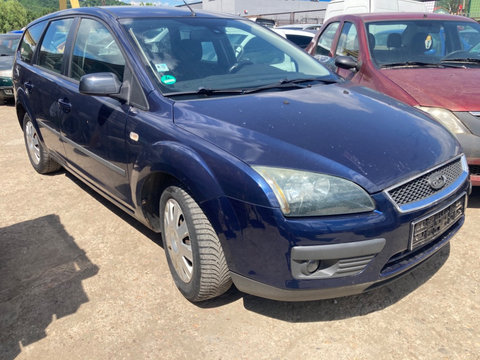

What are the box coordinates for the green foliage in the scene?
[0,1,28,33]
[80,0,129,6]
[0,0,130,31]
[437,0,471,14]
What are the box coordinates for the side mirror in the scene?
[79,72,122,96]
[335,56,360,71]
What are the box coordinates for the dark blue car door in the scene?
[25,18,75,158]
[59,18,132,208]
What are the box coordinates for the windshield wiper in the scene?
[441,57,480,64]
[380,61,444,69]
[243,77,338,94]
[163,78,338,98]
[164,87,245,98]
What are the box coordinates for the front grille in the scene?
[387,158,463,207]
[470,165,480,176]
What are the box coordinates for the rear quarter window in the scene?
[19,21,48,63]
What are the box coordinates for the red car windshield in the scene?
[366,20,480,67]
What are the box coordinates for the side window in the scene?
[20,21,48,63]
[71,18,125,82]
[38,18,74,74]
[458,24,480,51]
[201,41,218,62]
[336,22,359,59]
[316,22,340,56]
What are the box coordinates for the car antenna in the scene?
[182,0,196,16]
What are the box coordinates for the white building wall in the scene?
[203,0,327,17]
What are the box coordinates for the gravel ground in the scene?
[0,104,479,360]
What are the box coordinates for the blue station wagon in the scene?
[13,7,470,302]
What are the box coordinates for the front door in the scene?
[59,18,132,207]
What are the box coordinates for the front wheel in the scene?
[160,186,232,302]
[23,113,61,174]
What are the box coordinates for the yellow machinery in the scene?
[59,0,80,10]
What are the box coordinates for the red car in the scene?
[306,13,480,186]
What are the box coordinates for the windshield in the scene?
[0,35,21,56]
[121,17,332,95]
[366,20,480,67]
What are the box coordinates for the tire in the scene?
[23,113,61,174]
[160,186,232,302]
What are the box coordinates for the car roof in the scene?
[327,12,476,23]
[273,28,315,37]
[0,33,22,38]
[28,6,237,28]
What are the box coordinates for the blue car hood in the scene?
[173,84,461,193]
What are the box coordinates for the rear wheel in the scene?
[23,113,61,174]
[160,186,231,302]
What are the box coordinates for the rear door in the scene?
[20,18,75,158]
[59,17,133,207]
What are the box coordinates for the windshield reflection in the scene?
[367,20,480,68]
[121,17,332,96]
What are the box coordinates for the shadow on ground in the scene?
[64,171,162,247]
[198,244,450,321]
[468,187,480,208]
[0,215,99,360]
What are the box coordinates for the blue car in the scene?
[13,7,470,302]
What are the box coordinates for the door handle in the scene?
[24,81,34,93]
[57,98,72,113]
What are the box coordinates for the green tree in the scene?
[0,0,28,33]
[437,0,471,15]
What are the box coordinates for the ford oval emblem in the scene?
[427,174,447,190]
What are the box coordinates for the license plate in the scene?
[410,195,466,250]
[3,89,13,95]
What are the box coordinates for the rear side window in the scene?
[71,18,125,81]
[316,22,340,56]
[38,18,74,74]
[20,21,48,63]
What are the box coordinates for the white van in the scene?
[324,0,427,21]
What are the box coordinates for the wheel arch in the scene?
[15,99,27,130]
[134,141,227,232]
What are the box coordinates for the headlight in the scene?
[253,166,375,217]
[0,69,12,78]
[416,107,470,135]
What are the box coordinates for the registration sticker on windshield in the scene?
[155,63,169,72]
[161,75,177,85]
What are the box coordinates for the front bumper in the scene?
[0,77,14,100]
[456,127,480,186]
[0,86,14,100]
[213,170,470,302]
[467,158,480,186]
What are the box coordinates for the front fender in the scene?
[131,140,224,208]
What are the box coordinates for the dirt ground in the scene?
[0,103,479,360]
